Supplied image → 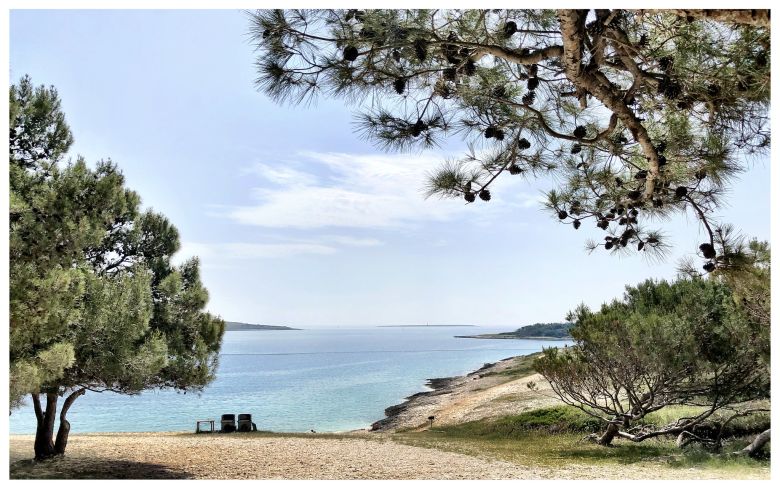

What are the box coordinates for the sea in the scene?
[9,327,569,434]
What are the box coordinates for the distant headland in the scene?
[377,324,476,328]
[455,322,572,340]
[225,321,301,331]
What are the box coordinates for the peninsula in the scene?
[455,322,572,340]
[225,321,301,331]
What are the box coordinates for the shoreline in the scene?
[368,360,499,431]
[369,352,556,432]
[10,352,549,437]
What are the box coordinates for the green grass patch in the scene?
[480,353,540,380]
[394,428,769,475]
[436,406,604,438]
[642,403,770,440]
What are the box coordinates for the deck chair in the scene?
[237,413,257,432]
[221,414,236,433]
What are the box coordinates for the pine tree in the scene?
[534,274,768,446]
[249,9,769,269]
[9,76,225,459]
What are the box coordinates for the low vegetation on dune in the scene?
[393,405,770,475]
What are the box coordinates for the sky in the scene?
[8,9,771,328]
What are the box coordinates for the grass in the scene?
[479,353,541,380]
[392,405,770,477]
[436,406,603,436]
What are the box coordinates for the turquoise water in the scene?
[9,327,568,434]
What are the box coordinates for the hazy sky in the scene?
[9,9,770,327]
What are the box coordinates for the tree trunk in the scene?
[557,9,663,199]
[54,388,86,455]
[597,420,620,446]
[33,392,59,460]
[735,429,770,457]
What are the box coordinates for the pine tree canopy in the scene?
[9,75,225,420]
[249,9,770,270]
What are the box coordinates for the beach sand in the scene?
[10,431,534,479]
[12,430,768,480]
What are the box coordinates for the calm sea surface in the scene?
[9,327,569,434]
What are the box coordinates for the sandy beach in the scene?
[10,431,534,480]
[11,430,769,480]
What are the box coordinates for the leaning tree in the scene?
[9,76,225,459]
[534,274,769,447]
[249,9,769,269]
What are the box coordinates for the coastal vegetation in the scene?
[387,353,768,477]
[9,76,224,459]
[535,247,770,451]
[456,322,572,339]
[394,412,769,477]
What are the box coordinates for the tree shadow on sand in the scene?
[10,457,194,479]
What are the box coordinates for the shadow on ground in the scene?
[10,457,193,479]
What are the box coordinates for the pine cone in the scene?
[504,21,518,38]
[517,138,531,150]
[414,39,428,62]
[699,243,716,259]
[343,46,359,62]
[464,59,476,76]
[393,78,406,94]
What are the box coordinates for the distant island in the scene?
[455,322,572,340]
[377,324,476,328]
[225,321,301,331]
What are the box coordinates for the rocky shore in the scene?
[370,353,559,432]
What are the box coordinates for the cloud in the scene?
[222,151,534,230]
[321,235,383,247]
[175,234,382,265]
[176,241,337,263]
[243,162,318,187]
